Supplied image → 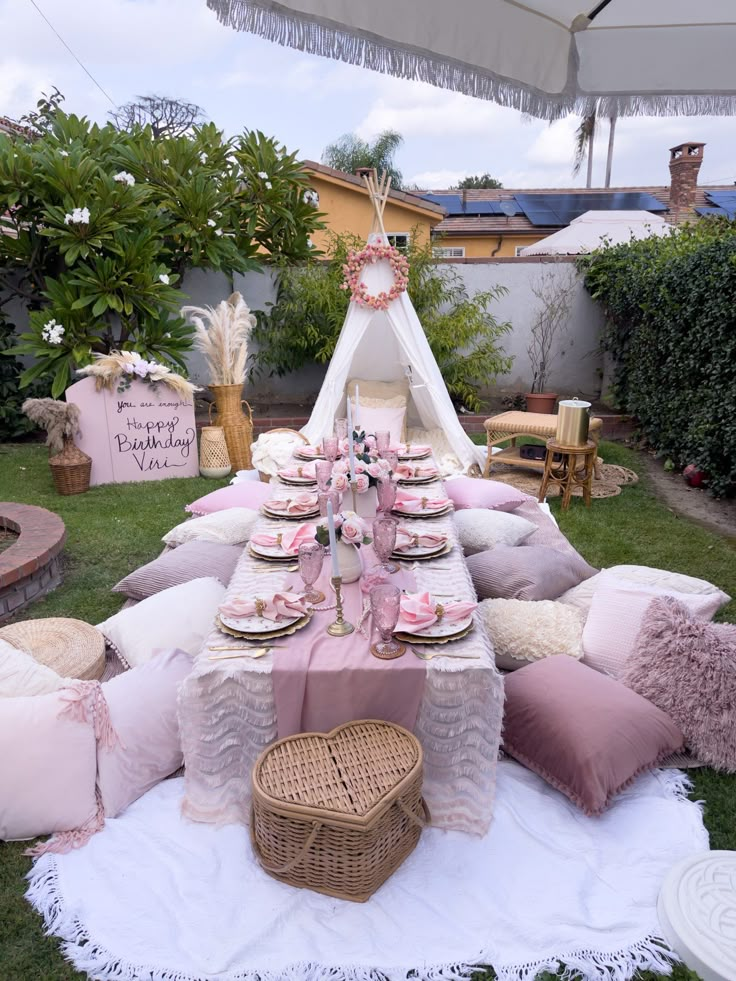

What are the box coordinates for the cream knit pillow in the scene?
[454,508,536,555]
[162,508,259,548]
[479,598,585,672]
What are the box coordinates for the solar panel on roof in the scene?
[420,194,464,214]
[515,192,668,226]
[704,190,736,208]
[696,206,736,219]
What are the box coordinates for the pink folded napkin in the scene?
[393,489,451,513]
[394,528,447,552]
[395,463,439,480]
[396,591,477,633]
[264,493,318,515]
[278,463,317,480]
[219,592,309,622]
[296,446,322,457]
[250,522,317,555]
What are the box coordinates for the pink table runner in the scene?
[271,553,424,738]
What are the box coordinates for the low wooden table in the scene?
[483,410,602,479]
[538,439,597,510]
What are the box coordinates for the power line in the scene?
[27,0,116,107]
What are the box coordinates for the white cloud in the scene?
[407,169,471,189]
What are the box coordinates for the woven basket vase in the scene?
[209,384,253,472]
[48,436,91,496]
[199,425,231,478]
[251,720,428,903]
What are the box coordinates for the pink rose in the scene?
[332,472,349,493]
[355,473,370,493]
[341,515,365,544]
[339,438,350,456]
[367,461,382,479]
[354,460,365,474]
[332,459,349,475]
[364,435,376,451]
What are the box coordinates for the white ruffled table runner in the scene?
[179,458,504,835]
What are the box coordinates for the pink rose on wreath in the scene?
[332,472,349,493]
[355,473,370,494]
[341,243,410,311]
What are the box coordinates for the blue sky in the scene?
[3,0,736,190]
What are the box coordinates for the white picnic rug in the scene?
[26,760,708,981]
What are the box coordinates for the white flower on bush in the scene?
[162,158,169,165]
[340,512,368,545]
[41,319,65,345]
[354,473,370,494]
[63,206,90,225]
[303,189,319,207]
[257,171,268,179]
[159,273,170,285]
[113,171,135,186]
[265,181,272,190]
[59,150,69,158]
[207,218,216,227]
[199,152,208,164]
[331,472,349,493]
[215,229,223,237]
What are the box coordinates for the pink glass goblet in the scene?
[335,418,348,441]
[372,516,398,574]
[369,583,405,659]
[323,436,339,464]
[318,489,341,518]
[384,450,399,474]
[315,460,333,492]
[375,430,391,455]
[376,475,397,515]
[298,541,325,605]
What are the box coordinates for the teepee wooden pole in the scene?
[364,170,391,241]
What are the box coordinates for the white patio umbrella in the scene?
[519,210,675,255]
[205,1,736,119]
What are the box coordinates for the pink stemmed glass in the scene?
[335,418,348,441]
[372,516,398,574]
[375,430,391,455]
[369,583,405,660]
[384,450,399,473]
[376,475,397,515]
[318,489,341,517]
[298,541,325,605]
[323,436,339,464]
[315,460,333,492]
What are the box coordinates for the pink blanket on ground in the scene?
[272,550,425,739]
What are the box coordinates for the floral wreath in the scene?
[340,243,409,311]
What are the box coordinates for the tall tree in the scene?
[452,174,503,189]
[110,95,204,138]
[572,110,617,188]
[322,130,403,187]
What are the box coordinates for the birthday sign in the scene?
[65,377,198,486]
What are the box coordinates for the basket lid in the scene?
[253,720,422,827]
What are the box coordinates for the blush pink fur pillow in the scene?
[621,597,736,772]
[445,477,528,513]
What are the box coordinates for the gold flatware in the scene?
[412,649,481,661]
[208,644,287,651]
[208,648,277,660]
[253,564,299,573]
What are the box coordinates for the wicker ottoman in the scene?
[0,617,105,681]
[251,720,428,902]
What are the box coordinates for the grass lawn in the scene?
[1,440,733,981]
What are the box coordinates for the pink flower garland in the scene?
[340,243,410,311]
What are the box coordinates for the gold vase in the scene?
[208,384,253,472]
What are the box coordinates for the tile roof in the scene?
[302,160,445,218]
[0,116,33,140]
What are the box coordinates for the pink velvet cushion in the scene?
[621,597,736,772]
[0,689,97,841]
[503,656,684,815]
[445,477,528,513]
[98,648,192,817]
[112,540,243,600]
[356,403,406,444]
[582,581,723,678]
[185,481,273,517]
[466,544,596,601]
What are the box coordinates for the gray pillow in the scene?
[466,544,597,602]
[112,540,242,601]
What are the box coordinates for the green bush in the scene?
[0,95,324,397]
[580,219,736,496]
[252,231,513,411]
[0,313,49,441]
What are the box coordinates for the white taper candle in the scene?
[327,500,340,577]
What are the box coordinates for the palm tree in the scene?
[572,110,617,188]
[322,130,404,188]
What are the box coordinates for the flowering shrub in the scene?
[0,95,324,397]
[340,242,409,310]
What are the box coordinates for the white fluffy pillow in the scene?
[0,639,64,697]
[251,432,306,478]
[454,508,536,555]
[479,598,585,672]
[559,565,731,615]
[97,577,225,668]
[162,508,259,548]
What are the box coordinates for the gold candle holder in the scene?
[327,575,354,637]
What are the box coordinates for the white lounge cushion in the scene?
[454,508,537,555]
[162,508,259,548]
[559,565,731,615]
[0,638,64,698]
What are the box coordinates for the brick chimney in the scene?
[669,142,705,215]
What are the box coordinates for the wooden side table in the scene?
[483,411,602,480]
[538,439,597,511]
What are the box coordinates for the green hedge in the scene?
[580,220,736,497]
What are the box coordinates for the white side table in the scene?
[658,851,736,981]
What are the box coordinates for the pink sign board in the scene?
[65,376,198,486]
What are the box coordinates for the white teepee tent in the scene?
[301,173,484,473]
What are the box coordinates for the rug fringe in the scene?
[26,853,683,981]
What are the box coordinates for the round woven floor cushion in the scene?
[0,617,105,681]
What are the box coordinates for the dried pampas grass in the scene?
[77,351,200,400]
[22,398,82,455]
[182,292,256,386]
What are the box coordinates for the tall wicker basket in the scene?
[199,424,231,478]
[251,720,428,903]
[209,384,253,471]
[48,436,92,496]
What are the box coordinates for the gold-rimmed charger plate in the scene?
[391,504,453,520]
[248,543,301,563]
[397,449,432,461]
[278,476,318,487]
[394,622,474,646]
[397,474,440,485]
[261,505,320,522]
[294,448,325,461]
[391,541,453,562]
[215,612,311,641]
